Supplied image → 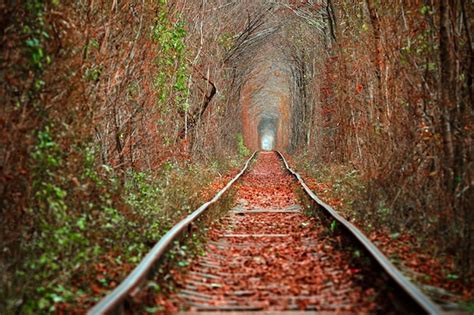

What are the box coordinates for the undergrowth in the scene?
[236,133,251,157]
[293,154,369,226]
[292,153,473,308]
[2,144,240,314]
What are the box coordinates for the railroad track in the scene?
[89,151,442,314]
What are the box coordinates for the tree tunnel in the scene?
[240,56,291,152]
[228,4,319,153]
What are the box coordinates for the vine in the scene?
[152,1,190,113]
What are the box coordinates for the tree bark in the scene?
[439,0,456,192]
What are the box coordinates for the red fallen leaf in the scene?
[356,83,363,94]
[90,284,102,294]
[348,268,360,274]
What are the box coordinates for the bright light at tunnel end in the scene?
[261,134,274,151]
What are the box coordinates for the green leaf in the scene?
[77,217,87,230]
[145,306,163,313]
[446,274,459,280]
[38,297,50,309]
[178,260,189,267]
[390,232,400,240]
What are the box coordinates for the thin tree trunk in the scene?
[439,0,456,193]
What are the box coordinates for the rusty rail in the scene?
[88,152,257,315]
[277,151,442,315]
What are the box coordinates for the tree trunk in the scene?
[439,0,456,193]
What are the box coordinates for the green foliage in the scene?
[376,201,392,219]
[400,4,437,73]
[23,0,51,73]
[152,2,190,111]
[84,65,102,82]
[22,128,92,313]
[218,32,234,51]
[460,301,474,313]
[124,170,173,245]
[236,133,250,157]
[21,136,224,313]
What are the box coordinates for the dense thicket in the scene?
[293,0,473,278]
[0,0,246,312]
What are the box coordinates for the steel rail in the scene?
[88,152,257,315]
[277,151,442,315]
